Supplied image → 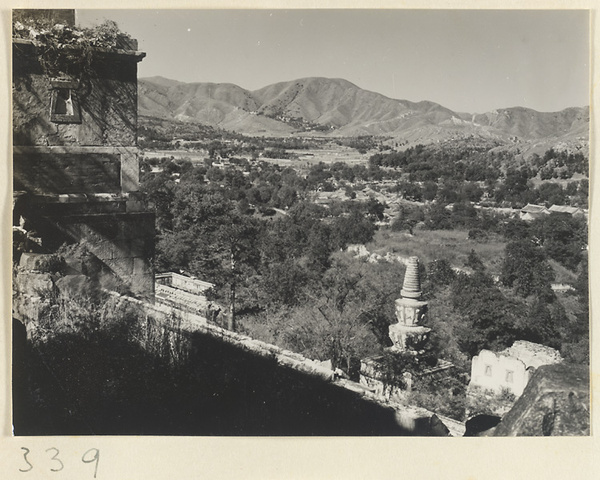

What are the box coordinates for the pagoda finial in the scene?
[401,256,422,300]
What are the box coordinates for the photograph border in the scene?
[1,1,598,478]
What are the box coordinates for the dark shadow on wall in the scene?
[13,318,444,436]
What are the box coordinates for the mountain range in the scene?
[138,76,589,150]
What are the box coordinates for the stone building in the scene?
[155,272,217,318]
[466,340,563,419]
[519,204,549,221]
[469,340,563,397]
[12,9,154,299]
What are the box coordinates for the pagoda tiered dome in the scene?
[401,256,422,299]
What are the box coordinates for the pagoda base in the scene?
[388,323,431,353]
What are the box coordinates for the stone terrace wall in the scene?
[107,292,465,436]
[13,272,464,436]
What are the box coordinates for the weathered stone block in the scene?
[129,238,146,257]
[133,257,152,276]
[12,294,50,323]
[13,43,141,147]
[55,274,94,299]
[130,273,154,299]
[14,152,121,194]
[493,364,589,436]
[19,252,65,273]
[15,272,54,295]
[104,257,134,278]
[120,150,139,192]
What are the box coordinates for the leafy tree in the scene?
[426,259,456,287]
[275,185,297,208]
[461,182,484,203]
[258,259,311,307]
[365,197,386,221]
[424,203,452,230]
[272,263,387,374]
[437,180,461,204]
[465,249,485,273]
[332,210,377,248]
[513,298,562,348]
[204,215,261,331]
[500,240,554,299]
[395,181,423,202]
[502,218,530,241]
[450,202,478,228]
[452,272,518,356]
[495,167,534,205]
[561,255,589,364]
[536,182,565,206]
[530,213,587,270]
[140,174,176,232]
[577,179,589,207]
[422,181,438,201]
[155,183,261,331]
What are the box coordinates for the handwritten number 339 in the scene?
[19,447,100,478]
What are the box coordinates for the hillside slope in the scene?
[138,76,588,147]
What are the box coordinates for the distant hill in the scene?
[138,76,589,150]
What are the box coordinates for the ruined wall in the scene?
[13,28,154,298]
[470,349,530,397]
[13,41,139,148]
[493,364,589,436]
[13,42,143,195]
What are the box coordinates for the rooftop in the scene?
[520,204,548,214]
[548,204,582,215]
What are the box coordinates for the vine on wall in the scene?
[13,16,133,81]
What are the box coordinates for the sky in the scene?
[77,9,589,114]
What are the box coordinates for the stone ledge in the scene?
[13,38,146,61]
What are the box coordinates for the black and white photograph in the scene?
[9,6,591,443]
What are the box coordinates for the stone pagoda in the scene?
[388,256,431,353]
[359,255,454,396]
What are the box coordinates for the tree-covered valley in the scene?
[140,117,589,420]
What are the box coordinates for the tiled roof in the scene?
[548,205,581,215]
[520,204,547,214]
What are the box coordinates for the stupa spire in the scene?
[401,256,422,299]
[389,256,430,353]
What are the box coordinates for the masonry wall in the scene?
[470,350,530,396]
[13,42,143,194]
[13,41,139,148]
[13,33,154,298]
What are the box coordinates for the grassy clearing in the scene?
[260,144,371,169]
[367,227,507,274]
[547,259,578,285]
[367,228,580,284]
[142,149,208,163]
[529,173,587,188]
[290,146,370,166]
